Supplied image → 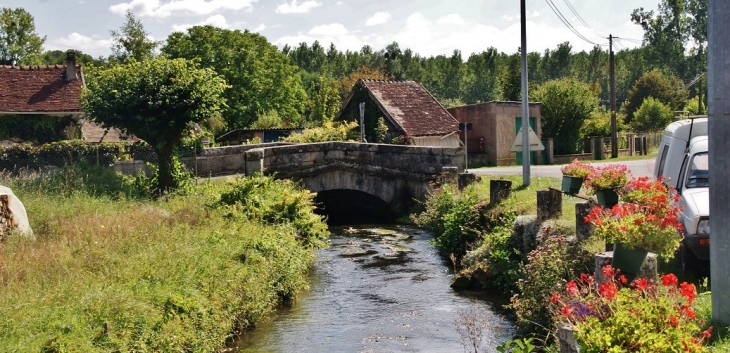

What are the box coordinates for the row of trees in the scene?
[1,1,708,190]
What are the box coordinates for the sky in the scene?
[2,0,659,59]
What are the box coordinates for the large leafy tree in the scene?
[631,1,690,77]
[81,57,228,193]
[623,69,688,124]
[162,26,307,129]
[0,7,45,65]
[534,78,599,155]
[110,10,159,63]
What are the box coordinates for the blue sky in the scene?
[3,0,658,59]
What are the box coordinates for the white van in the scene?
[653,116,709,272]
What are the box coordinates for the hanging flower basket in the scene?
[561,175,584,194]
[595,188,619,207]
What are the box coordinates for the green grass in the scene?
[0,175,324,352]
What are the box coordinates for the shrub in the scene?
[282,121,359,143]
[217,175,329,248]
[550,266,712,352]
[632,96,674,132]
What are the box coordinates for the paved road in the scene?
[469,157,656,179]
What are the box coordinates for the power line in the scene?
[563,0,606,40]
[544,0,599,46]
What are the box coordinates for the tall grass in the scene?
[0,171,326,352]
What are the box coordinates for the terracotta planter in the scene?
[612,242,649,277]
[561,176,584,194]
[595,188,619,207]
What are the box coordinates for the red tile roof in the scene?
[0,65,84,114]
[358,79,459,136]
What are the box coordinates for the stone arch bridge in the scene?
[191,142,463,220]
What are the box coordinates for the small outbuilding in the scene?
[448,101,543,166]
[336,79,461,147]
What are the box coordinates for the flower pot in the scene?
[561,176,584,194]
[612,242,649,277]
[595,188,619,207]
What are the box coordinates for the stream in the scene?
[234,224,515,352]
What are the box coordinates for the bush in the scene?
[217,175,329,248]
[632,96,674,132]
[282,121,359,143]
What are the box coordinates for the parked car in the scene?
[653,116,708,272]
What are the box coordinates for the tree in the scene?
[162,26,308,129]
[499,52,521,101]
[632,97,674,132]
[623,69,688,124]
[631,1,689,77]
[534,78,598,155]
[41,49,98,66]
[81,57,228,193]
[0,7,45,65]
[110,10,159,63]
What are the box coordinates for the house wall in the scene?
[412,134,461,147]
[448,101,542,166]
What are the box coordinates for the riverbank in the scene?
[0,173,327,351]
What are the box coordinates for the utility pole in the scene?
[520,0,530,186]
[609,34,618,158]
[708,0,730,326]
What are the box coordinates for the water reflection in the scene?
[235,225,514,353]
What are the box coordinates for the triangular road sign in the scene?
[510,126,545,152]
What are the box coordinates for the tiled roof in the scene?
[0,65,84,114]
[359,79,459,136]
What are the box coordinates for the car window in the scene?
[685,152,709,189]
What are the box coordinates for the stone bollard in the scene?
[489,179,512,205]
[575,202,595,241]
[537,189,562,222]
[458,172,476,190]
[558,324,580,353]
[594,251,658,283]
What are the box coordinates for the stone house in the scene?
[448,101,543,166]
[336,79,461,147]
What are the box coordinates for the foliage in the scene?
[585,177,683,260]
[496,338,537,353]
[509,235,593,340]
[585,164,630,191]
[162,25,308,129]
[81,57,228,194]
[109,10,159,63]
[335,65,389,100]
[623,70,688,124]
[534,78,599,155]
[374,117,389,143]
[581,108,627,139]
[684,95,706,115]
[632,96,674,132]
[217,175,329,248]
[0,115,77,143]
[560,159,593,179]
[304,75,341,126]
[0,175,324,351]
[0,7,45,65]
[282,121,358,143]
[41,49,98,66]
[460,213,521,292]
[250,110,285,129]
[551,266,712,352]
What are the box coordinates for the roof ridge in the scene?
[0,64,79,70]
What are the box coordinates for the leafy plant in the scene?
[282,121,359,143]
[584,176,683,260]
[550,266,712,352]
[560,159,593,179]
[496,338,537,353]
[585,164,630,191]
[632,96,674,132]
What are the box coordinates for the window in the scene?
[685,152,709,189]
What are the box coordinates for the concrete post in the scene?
[575,202,595,242]
[708,0,730,325]
[458,173,476,190]
[537,189,562,223]
[627,133,635,156]
[545,138,555,164]
[490,179,512,205]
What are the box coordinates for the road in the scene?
[468,157,656,179]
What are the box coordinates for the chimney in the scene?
[65,50,77,81]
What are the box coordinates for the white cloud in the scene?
[110,0,256,18]
[274,22,364,52]
[436,14,465,26]
[253,23,266,32]
[49,33,113,58]
[171,14,230,32]
[275,0,322,14]
[365,12,390,27]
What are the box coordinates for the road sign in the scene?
[510,126,545,152]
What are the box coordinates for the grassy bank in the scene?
[0,172,327,351]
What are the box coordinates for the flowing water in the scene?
[234,224,515,353]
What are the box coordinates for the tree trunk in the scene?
[154,146,177,195]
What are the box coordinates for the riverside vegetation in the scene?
[0,163,328,352]
[413,175,727,352]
